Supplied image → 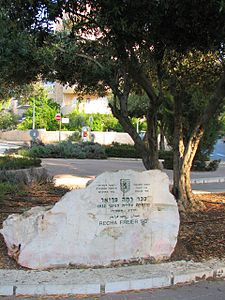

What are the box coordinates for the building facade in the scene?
[44,81,111,115]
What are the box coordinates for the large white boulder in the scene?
[0,170,180,269]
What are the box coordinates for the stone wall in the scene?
[0,130,170,149]
[0,130,134,145]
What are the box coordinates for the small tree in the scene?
[2,0,225,213]
[0,111,18,130]
[18,86,60,131]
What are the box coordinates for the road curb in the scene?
[190,177,225,184]
[1,259,225,296]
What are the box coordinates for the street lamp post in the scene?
[32,97,35,130]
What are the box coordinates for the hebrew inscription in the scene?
[0,170,180,269]
[96,181,152,227]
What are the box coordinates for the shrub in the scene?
[161,151,173,169]
[80,142,107,159]
[65,112,87,131]
[0,182,22,201]
[67,131,81,142]
[65,110,124,132]
[163,154,221,171]
[191,159,221,171]
[191,160,207,171]
[206,159,221,171]
[158,150,173,160]
[89,113,123,132]
[26,145,55,158]
[20,141,107,159]
[104,143,141,158]
[0,111,18,130]
[0,156,41,170]
[105,144,174,160]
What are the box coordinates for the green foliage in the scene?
[65,110,123,132]
[104,143,141,158]
[0,156,41,170]
[105,143,175,159]
[0,8,48,92]
[67,131,81,142]
[65,110,87,131]
[1,0,225,205]
[131,118,147,132]
[17,86,60,130]
[163,154,221,171]
[20,141,107,159]
[220,111,225,135]
[191,160,207,171]
[195,118,222,162]
[0,182,21,201]
[192,159,221,171]
[161,151,173,170]
[0,111,18,130]
[127,93,149,118]
[88,113,123,132]
[206,159,221,171]
[163,86,223,161]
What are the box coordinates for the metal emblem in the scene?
[120,179,131,194]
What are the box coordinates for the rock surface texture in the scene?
[0,170,180,269]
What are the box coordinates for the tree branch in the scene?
[201,71,225,127]
[127,49,158,104]
[54,43,105,70]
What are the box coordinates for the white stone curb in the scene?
[191,177,225,184]
[168,177,225,185]
[1,260,225,296]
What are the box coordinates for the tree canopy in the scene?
[1,0,225,211]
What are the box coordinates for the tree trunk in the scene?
[146,109,161,169]
[109,102,160,170]
[176,129,205,212]
[175,158,194,212]
[172,72,225,212]
[173,121,205,212]
[172,95,184,201]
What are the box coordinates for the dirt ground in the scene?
[0,183,225,269]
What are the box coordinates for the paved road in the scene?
[42,158,225,192]
[0,280,225,300]
[192,182,225,193]
[42,158,147,178]
[0,142,21,154]
[210,138,225,161]
[1,140,225,192]
[75,279,225,300]
[74,279,225,300]
[42,158,225,179]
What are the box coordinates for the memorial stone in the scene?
[0,170,180,269]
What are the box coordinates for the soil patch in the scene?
[0,185,225,269]
[0,183,68,269]
[171,193,225,261]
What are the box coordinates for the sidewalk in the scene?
[1,259,225,296]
